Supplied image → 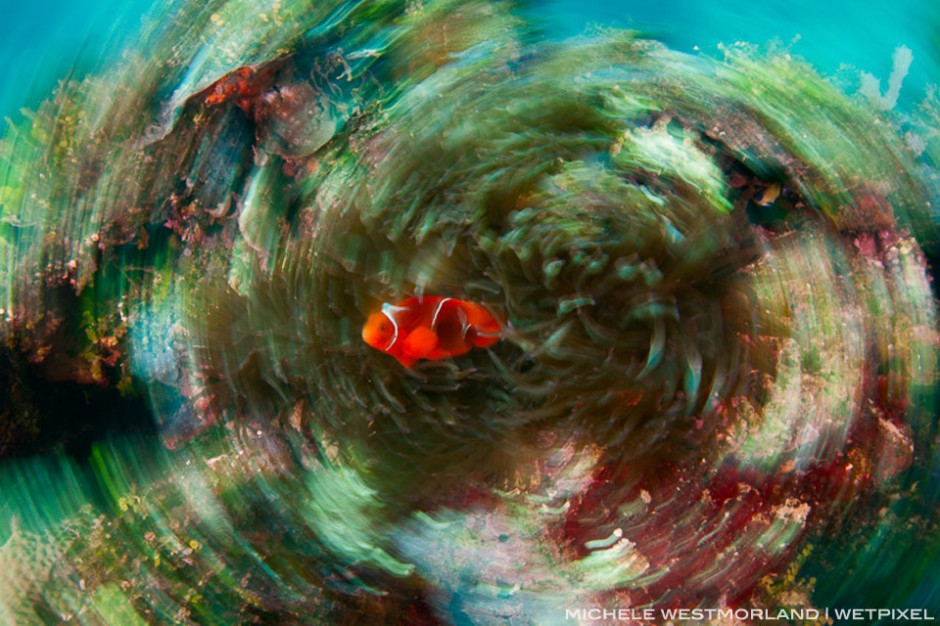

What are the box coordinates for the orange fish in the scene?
[362,296,502,368]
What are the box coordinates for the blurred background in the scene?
[0,0,937,622]
[1,0,937,126]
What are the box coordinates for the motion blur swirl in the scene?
[0,0,938,624]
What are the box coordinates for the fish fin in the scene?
[441,343,472,358]
[401,326,439,360]
[427,347,458,360]
[470,332,500,348]
[395,355,416,368]
[456,302,502,348]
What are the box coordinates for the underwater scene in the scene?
[0,0,938,624]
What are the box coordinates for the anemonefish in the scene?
[362,296,502,368]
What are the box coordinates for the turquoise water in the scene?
[0,0,152,124]
[538,0,937,110]
[1,0,935,125]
